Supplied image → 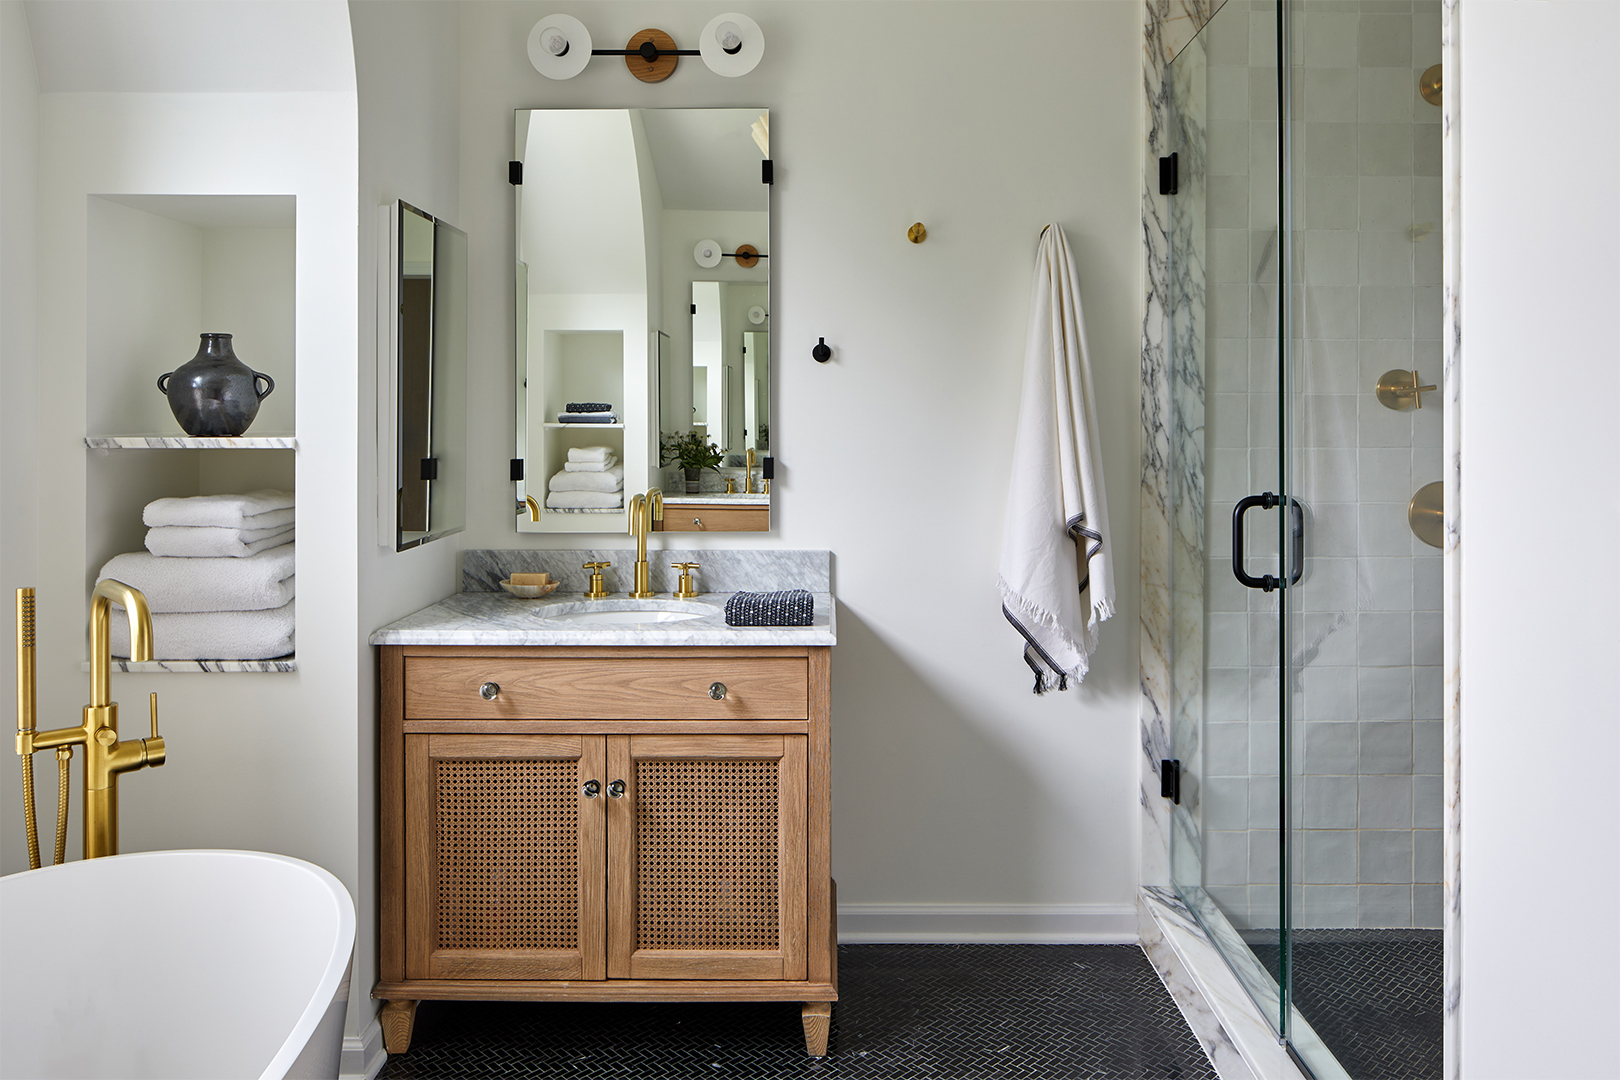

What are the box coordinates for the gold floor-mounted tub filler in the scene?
[15,581,167,865]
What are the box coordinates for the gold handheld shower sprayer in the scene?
[15,582,166,863]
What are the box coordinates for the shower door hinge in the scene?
[509,161,523,185]
[1160,759,1181,804]
[1159,153,1178,195]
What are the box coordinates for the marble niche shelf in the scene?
[84,435,297,450]
[82,658,298,674]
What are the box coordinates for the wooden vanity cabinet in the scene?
[375,645,835,1057]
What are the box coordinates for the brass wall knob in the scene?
[607,779,626,798]
[709,682,727,700]
[583,780,601,798]
[479,682,500,700]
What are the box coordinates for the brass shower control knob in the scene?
[1376,369,1438,411]
[479,682,500,700]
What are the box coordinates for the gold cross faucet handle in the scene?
[672,563,701,600]
[582,562,611,600]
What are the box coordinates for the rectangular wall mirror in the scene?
[514,108,771,533]
[379,200,466,551]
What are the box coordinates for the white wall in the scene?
[0,3,40,808]
[459,1,1144,933]
[1457,1,1620,1075]
[350,0,463,1052]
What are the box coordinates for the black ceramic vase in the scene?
[157,333,275,437]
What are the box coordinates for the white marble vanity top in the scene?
[369,590,835,647]
[661,492,769,506]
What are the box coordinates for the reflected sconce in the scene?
[528,13,765,82]
[694,239,768,269]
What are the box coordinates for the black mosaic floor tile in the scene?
[377,943,1217,1079]
[1244,929,1441,1080]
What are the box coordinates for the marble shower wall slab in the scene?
[461,549,830,596]
[1143,0,1228,893]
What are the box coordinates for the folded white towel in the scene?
[566,446,613,464]
[99,546,295,613]
[563,455,618,473]
[548,465,624,493]
[143,489,295,530]
[146,526,294,559]
[545,490,624,509]
[113,601,295,661]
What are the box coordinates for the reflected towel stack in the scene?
[100,490,296,660]
[558,402,617,424]
[547,448,623,510]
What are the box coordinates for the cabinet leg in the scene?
[380,999,418,1055]
[801,1001,832,1057]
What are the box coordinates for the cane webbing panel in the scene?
[635,759,779,951]
[435,758,578,950]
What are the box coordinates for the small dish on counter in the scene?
[499,578,560,599]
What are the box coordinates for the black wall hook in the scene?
[812,338,831,363]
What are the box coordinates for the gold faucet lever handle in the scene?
[583,561,609,570]
[145,692,165,768]
[673,562,701,570]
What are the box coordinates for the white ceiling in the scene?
[92,194,295,229]
[639,108,768,213]
[24,0,354,93]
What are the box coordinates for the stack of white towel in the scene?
[546,447,623,511]
[100,489,296,661]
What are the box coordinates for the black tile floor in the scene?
[1245,929,1442,1080]
[377,944,1217,1079]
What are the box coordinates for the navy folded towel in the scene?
[725,589,814,627]
[565,402,613,413]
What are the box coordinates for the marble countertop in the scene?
[370,590,835,647]
[661,492,769,506]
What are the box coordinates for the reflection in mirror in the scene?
[393,201,466,551]
[514,108,769,532]
[689,281,768,453]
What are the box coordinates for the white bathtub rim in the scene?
[2,848,356,1080]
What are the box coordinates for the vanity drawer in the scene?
[655,506,769,532]
[404,656,808,720]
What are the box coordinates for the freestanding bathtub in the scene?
[1,850,355,1080]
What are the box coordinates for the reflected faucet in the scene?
[16,580,165,860]
[627,487,664,599]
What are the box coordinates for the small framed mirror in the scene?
[514,108,771,533]
[379,200,467,551]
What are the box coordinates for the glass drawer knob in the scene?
[709,682,727,700]
[479,682,500,700]
[607,779,626,798]
[583,780,600,798]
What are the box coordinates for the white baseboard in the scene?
[836,902,1139,943]
[340,1018,386,1080]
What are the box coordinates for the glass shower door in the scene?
[1166,0,1291,1039]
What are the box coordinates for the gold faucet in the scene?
[744,448,757,494]
[15,580,165,861]
[627,487,664,598]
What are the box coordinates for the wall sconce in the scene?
[528,13,764,82]
[693,240,768,269]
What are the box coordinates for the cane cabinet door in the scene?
[606,734,807,980]
[405,733,606,980]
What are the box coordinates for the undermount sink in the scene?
[539,600,720,626]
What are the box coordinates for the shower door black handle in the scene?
[1233,493,1278,592]
[1232,492,1305,591]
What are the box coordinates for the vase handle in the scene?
[253,371,275,400]
[156,372,171,395]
